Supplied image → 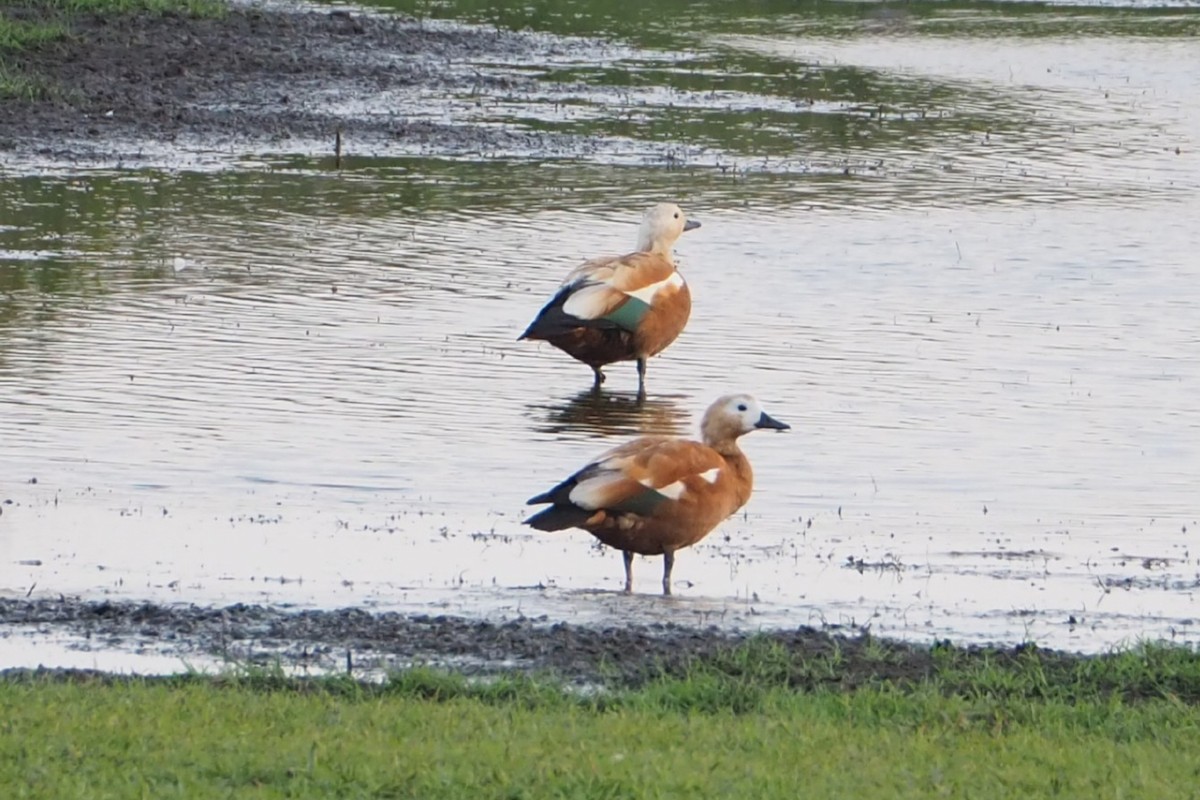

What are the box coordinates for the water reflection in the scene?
[527,388,691,439]
[2,0,1200,654]
[386,0,1200,41]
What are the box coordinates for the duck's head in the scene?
[701,394,789,448]
[636,202,701,255]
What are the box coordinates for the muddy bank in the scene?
[2,595,1090,688]
[0,2,600,162]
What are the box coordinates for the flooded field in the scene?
[2,0,1199,671]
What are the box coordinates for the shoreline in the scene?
[1,0,605,165]
[0,594,1159,686]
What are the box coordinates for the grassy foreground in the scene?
[5,641,1200,798]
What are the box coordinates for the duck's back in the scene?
[521,250,690,366]
[533,435,750,556]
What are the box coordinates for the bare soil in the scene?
[1,595,947,685]
[1,2,591,161]
[0,3,1136,684]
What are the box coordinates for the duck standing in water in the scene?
[525,394,789,595]
[519,203,700,395]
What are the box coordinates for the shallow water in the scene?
[2,0,1199,665]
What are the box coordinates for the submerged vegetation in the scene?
[392,0,1200,41]
[5,639,1200,797]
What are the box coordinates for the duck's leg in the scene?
[591,366,606,389]
[661,550,675,596]
[636,357,648,395]
[622,551,634,593]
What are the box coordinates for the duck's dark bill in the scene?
[755,412,790,431]
[683,219,701,231]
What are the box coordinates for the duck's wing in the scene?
[519,252,681,340]
[526,437,725,519]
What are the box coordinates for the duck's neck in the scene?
[637,233,675,256]
[707,436,741,458]
[716,443,754,508]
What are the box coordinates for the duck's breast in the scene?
[634,278,690,357]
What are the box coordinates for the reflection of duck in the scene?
[525,394,790,595]
[519,203,700,395]
[528,388,690,439]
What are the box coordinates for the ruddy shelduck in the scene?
[525,394,789,595]
[519,202,700,394]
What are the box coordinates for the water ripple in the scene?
[2,6,1199,650]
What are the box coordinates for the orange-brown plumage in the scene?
[519,203,700,393]
[525,394,790,595]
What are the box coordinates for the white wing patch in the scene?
[562,284,616,320]
[655,481,687,500]
[698,467,721,484]
[637,477,686,500]
[625,271,684,304]
[569,474,620,510]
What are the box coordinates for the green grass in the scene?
[4,642,1200,798]
[40,0,226,15]
[0,0,226,98]
[0,14,63,52]
[0,0,221,56]
[0,61,48,97]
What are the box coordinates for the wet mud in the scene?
[5,2,1199,671]
[1,3,594,161]
[0,595,965,686]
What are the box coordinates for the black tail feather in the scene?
[520,285,618,341]
[526,475,579,507]
[524,504,593,532]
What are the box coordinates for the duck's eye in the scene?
[673,212,680,219]
[737,403,748,412]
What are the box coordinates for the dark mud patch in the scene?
[947,549,1060,561]
[0,1,604,163]
[3,595,1174,700]
[0,596,898,686]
